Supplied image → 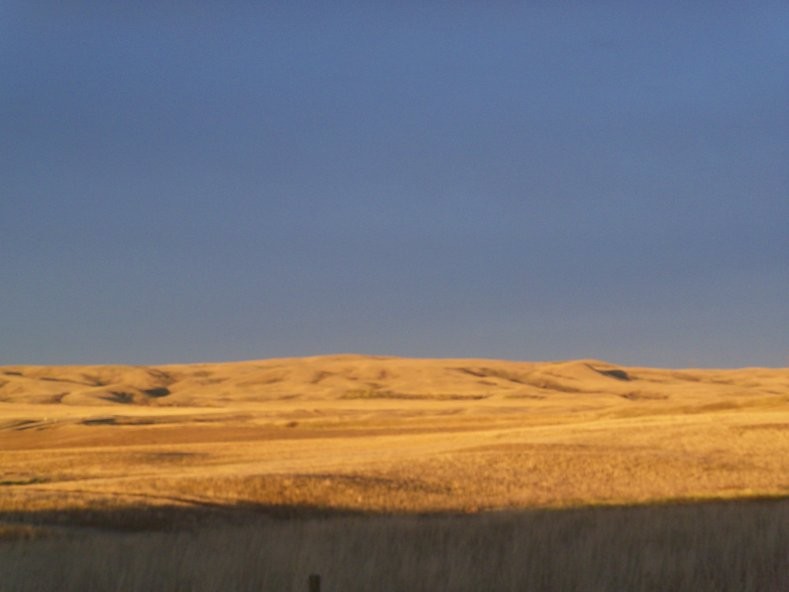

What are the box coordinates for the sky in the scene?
[1,2,787,368]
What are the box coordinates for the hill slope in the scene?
[2,354,787,406]
[1,355,788,518]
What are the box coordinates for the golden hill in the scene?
[1,355,788,519]
[2,354,787,406]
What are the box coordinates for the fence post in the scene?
[308,573,321,592]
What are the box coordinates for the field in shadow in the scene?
[1,498,787,591]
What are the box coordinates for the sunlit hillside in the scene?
[2,355,787,524]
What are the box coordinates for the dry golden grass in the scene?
[1,355,788,590]
[2,355,787,519]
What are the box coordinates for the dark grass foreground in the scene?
[1,499,787,592]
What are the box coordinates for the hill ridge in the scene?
[2,355,788,407]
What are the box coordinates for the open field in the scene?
[1,355,788,589]
[2,355,788,516]
[2,500,787,592]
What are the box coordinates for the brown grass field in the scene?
[1,355,788,590]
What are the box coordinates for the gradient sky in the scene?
[2,2,787,367]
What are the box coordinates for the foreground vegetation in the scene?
[2,499,787,592]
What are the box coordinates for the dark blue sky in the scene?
[2,2,787,367]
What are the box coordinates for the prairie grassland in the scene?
[1,500,787,592]
[1,356,788,589]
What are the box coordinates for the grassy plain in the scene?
[1,355,788,590]
[3,501,787,591]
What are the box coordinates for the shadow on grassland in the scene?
[0,501,372,535]
[2,494,789,535]
[1,498,787,592]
